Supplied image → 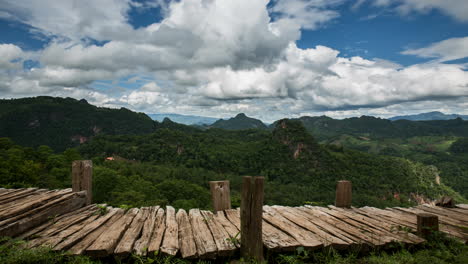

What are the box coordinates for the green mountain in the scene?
[283,115,468,141]
[0,96,158,151]
[210,113,267,130]
[390,111,468,121]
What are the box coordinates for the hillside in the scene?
[76,119,464,208]
[210,113,267,130]
[0,97,158,151]
[390,111,468,121]
[285,115,468,140]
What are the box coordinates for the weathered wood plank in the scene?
[317,207,400,245]
[0,190,69,220]
[272,206,350,249]
[213,211,240,243]
[18,204,97,240]
[133,206,159,256]
[176,209,197,259]
[225,208,301,251]
[329,206,424,244]
[0,188,39,203]
[26,207,99,248]
[85,208,139,257]
[263,206,322,250]
[160,206,179,256]
[456,204,468,210]
[189,208,217,258]
[302,206,379,246]
[417,205,468,224]
[394,207,467,232]
[0,189,48,208]
[201,210,236,256]
[295,207,359,245]
[114,207,150,257]
[66,208,123,255]
[0,191,87,237]
[147,208,166,256]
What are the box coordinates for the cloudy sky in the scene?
[0,0,467,122]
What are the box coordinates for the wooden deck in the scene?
[0,188,467,259]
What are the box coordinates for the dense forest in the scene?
[0,97,467,211]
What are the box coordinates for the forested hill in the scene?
[77,119,464,208]
[0,97,158,151]
[286,115,468,141]
[210,113,268,130]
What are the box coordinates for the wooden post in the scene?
[335,180,352,208]
[240,176,264,262]
[209,180,231,212]
[417,213,439,238]
[72,160,93,205]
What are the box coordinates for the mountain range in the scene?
[148,113,219,125]
[389,111,468,121]
[2,97,468,151]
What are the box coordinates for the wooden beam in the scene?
[417,213,439,239]
[209,181,231,212]
[240,176,264,262]
[335,180,352,208]
[72,160,93,205]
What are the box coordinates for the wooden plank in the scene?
[390,208,467,241]
[302,206,381,246]
[213,211,240,242]
[272,206,350,249]
[84,208,139,257]
[225,208,301,251]
[147,208,166,256]
[160,206,178,256]
[0,189,48,207]
[133,206,159,256]
[329,206,424,244]
[18,204,97,240]
[263,206,323,250]
[0,191,87,237]
[295,207,358,246]
[359,207,417,230]
[0,188,39,203]
[417,205,468,224]
[189,208,217,258]
[456,204,468,210]
[201,210,236,256]
[176,209,197,259]
[35,214,101,249]
[319,207,404,245]
[114,207,150,257]
[0,191,71,221]
[394,207,467,232]
[26,207,99,248]
[66,208,123,255]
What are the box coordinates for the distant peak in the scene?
[162,117,173,123]
[235,113,247,118]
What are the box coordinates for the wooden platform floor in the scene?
[0,188,467,259]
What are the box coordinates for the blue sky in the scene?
[0,0,467,122]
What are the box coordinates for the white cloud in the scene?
[402,36,468,62]
[396,0,468,22]
[0,44,23,69]
[0,0,467,121]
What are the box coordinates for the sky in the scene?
[0,0,467,122]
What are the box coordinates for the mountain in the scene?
[0,96,159,151]
[280,115,468,140]
[210,113,267,130]
[389,111,468,121]
[148,113,219,125]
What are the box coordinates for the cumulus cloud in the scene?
[0,0,467,121]
[0,44,24,69]
[402,36,468,62]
